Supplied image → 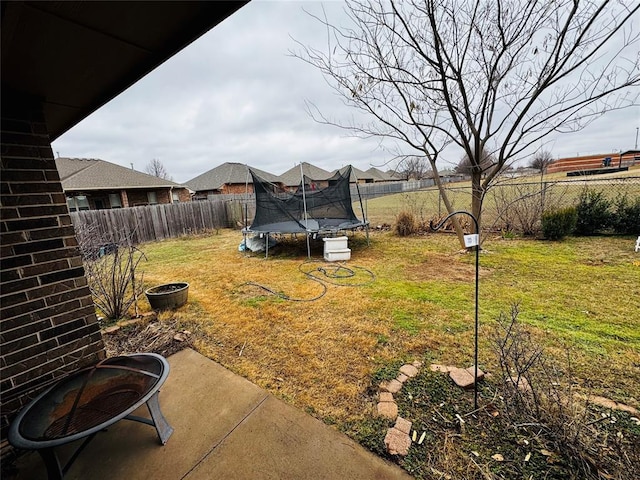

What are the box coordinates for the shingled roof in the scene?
[185,162,281,192]
[279,162,333,186]
[366,167,400,181]
[336,165,375,182]
[55,157,184,190]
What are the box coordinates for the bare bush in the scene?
[400,192,432,227]
[492,305,639,480]
[489,181,574,236]
[395,210,417,236]
[490,183,546,236]
[76,223,146,321]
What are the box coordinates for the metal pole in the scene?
[473,217,479,411]
[352,166,370,246]
[300,163,311,259]
[244,166,250,230]
[243,166,250,254]
[430,210,480,410]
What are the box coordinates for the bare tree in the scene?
[293,0,639,247]
[145,158,173,181]
[529,150,555,174]
[455,149,496,176]
[401,156,432,180]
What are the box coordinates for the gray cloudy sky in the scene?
[52,0,640,184]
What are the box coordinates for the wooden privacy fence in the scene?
[68,178,458,245]
[70,200,237,245]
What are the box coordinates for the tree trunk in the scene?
[431,160,466,249]
[471,171,483,237]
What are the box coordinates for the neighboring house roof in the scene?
[55,157,184,191]
[365,167,385,181]
[620,149,640,157]
[279,162,333,186]
[332,165,373,182]
[366,167,400,181]
[336,165,374,182]
[385,169,405,180]
[185,162,281,192]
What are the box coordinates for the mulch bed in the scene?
[102,315,193,358]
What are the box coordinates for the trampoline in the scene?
[242,165,369,256]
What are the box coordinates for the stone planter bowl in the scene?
[145,282,189,310]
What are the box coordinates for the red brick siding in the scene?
[123,188,191,206]
[65,187,192,209]
[221,183,255,195]
[127,189,160,206]
[0,92,105,447]
[285,180,329,192]
[193,189,220,199]
[547,152,638,173]
[173,188,191,202]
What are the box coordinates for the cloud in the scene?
[52,1,640,184]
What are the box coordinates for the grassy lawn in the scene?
[135,229,639,478]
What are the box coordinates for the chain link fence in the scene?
[360,176,640,235]
[69,176,637,243]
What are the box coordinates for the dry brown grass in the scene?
[135,231,471,425]
[134,229,639,434]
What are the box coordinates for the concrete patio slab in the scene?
[186,395,407,480]
[11,348,411,479]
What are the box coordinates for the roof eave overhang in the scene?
[63,185,187,192]
[1,1,249,140]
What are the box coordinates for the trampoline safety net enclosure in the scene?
[244,165,368,235]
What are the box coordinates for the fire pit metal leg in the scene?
[124,391,173,445]
[39,448,63,480]
[146,391,173,445]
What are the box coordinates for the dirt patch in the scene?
[406,253,492,282]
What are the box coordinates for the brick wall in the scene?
[173,187,191,203]
[0,91,105,448]
[547,152,638,174]
[221,183,255,195]
[126,188,172,206]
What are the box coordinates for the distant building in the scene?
[56,157,191,211]
[366,167,401,182]
[279,162,333,191]
[186,162,282,198]
[546,151,639,174]
[337,165,375,183]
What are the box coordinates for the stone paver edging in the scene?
[378,361,422,456]
[377,361,638,457]
[378,362,485,456]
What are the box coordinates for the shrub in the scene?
[76,224,146,321]
[575,189,612,235]
[395,210,417,236]
[542,206,577,240]
[492,305,639,480]
[611,194,640,235]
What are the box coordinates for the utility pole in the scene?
[635,127,638,149]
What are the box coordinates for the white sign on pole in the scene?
[464,234,479,248]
